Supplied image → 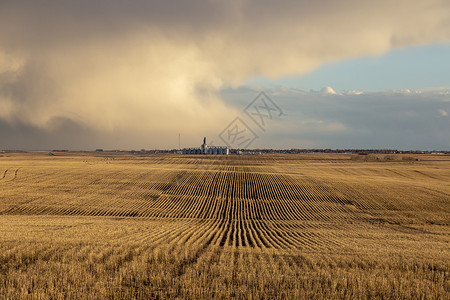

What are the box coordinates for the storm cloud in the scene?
[0,1,449,149]
[220,87,450,150]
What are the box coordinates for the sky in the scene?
[245,43,450,93]
[0,0,449,150]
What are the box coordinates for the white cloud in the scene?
[320,86,338,95]
[393,89,412,94]
[439,109,448,117]
[346,90,364,95]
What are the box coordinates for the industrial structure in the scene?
[183,137,229,155]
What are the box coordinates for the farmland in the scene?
[0,152,449,299]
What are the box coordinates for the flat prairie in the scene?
[0,152,449,299]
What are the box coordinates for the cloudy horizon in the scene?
[1,0,449,150]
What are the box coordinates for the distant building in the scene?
[183,137,229,155]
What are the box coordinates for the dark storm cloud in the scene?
[220,87,450,150]
[0,117,95,150]
[0,1,450,149]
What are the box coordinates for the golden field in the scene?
[0,152,449,299]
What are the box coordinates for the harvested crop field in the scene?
[1,152,449,299]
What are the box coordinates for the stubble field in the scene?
[0,152,449,299]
